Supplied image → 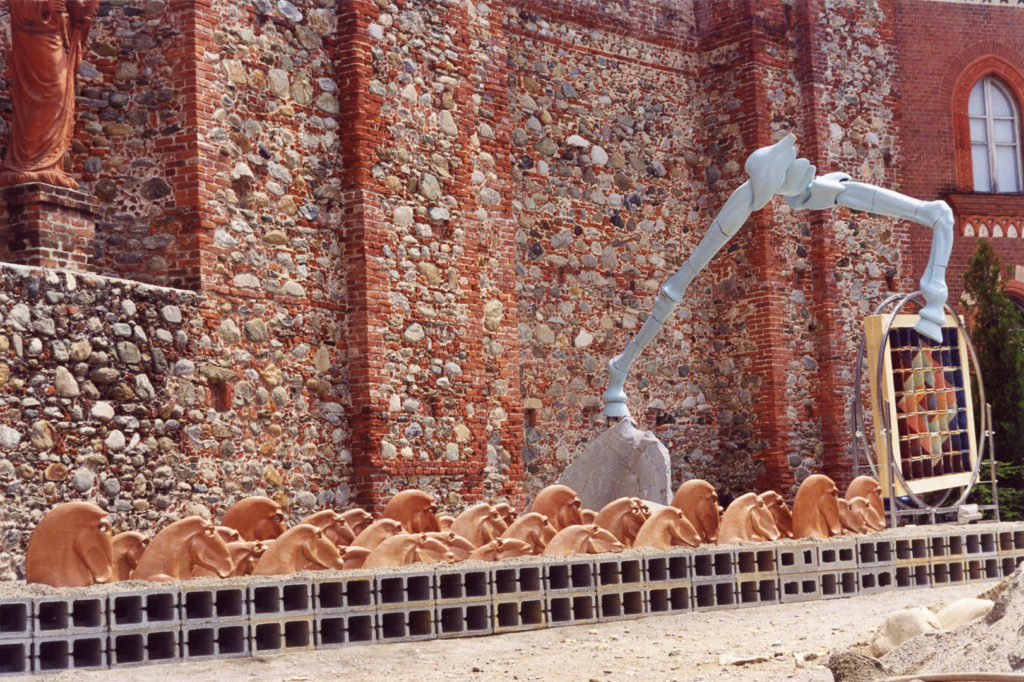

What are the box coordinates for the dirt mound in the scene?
[881,566,1024,675]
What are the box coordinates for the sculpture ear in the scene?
[74,529,112,584]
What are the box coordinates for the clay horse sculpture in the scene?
[718,492,781,544]
[670,479,721,544]
[133,517,234,582]
[25,501,114,587]
[220,496,287,542]
[792,474,843,540]
[530,485,585,531]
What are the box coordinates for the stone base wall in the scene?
[0,265,351,581]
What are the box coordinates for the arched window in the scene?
[969,76,1023,193]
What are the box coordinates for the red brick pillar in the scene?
[0,183,98,270]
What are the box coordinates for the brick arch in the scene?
[950,54,1024,192]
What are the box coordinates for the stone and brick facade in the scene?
[0,0,1022,580]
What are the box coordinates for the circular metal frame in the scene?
[851,292,989,516]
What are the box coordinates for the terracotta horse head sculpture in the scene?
[500,512,558,554]
[838,497,876,535]
[718,492,781,544]
[363,533,456,568]
[543,524,625,556]
[757,490,793,538]
[492,502,518,527]
[469,538,534,561]
[133,516,234,582]
[112,531,149,581]
[633,507,701,549]
[340,508,374,536]
[193,540,267,578]
[529,485,584,531]
[383,490,441,533]
[351,519,405,550]
[846,476,885,531]
[25,502,115,587]
[792,474,842,539]
[670,479,721,544]
[300,510,356,547]
[426,531,476,561]
[450,503,508,548]
[220,497,287,542]
[253,524,346,575]
[594,497,650,548]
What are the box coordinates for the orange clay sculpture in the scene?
[340,508,374,536]
[846,475,886,530]
[500,512,558,554]
[25,501,114,587]
[363,533,456,568]
[838,497,874,535]
[193,540,266,578]
[594,497,650,548]
[214,526,243,543]
[670,479,721,544]
[758,490,793,538]
[469,538,534,561]
[351,518,405,550]
[718,492,781,544]
[253,524,345,576]
[632,507,701,549]
[220,497,287,542]
[300,509,356,547]
[450,503,508,548]
[438,514,455,531]
[492,502,518,526]
[133,517,233,582]
[382,490,441,533]
[337,546,372,569]
[543,524,624,556]
[530,485,585,531]
[426,531,476,561]
[792,474,843,539]
[581,509,597,524]
[112,531,149,581]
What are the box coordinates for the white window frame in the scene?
[969,76,1024,194]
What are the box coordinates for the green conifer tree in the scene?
[962,240,1024,519]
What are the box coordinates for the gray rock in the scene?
[55,366,80,397]
[0,425,21,449]
[101,477,122,497]
[71,467,95,493]
[160,305,182,324]
[91,401,115,421]
[116,341,142,364]
[7,303,30,331]
[557,417,672,509]
[105,430,126,452]
[277,0,302,22]
[244,319,268,343]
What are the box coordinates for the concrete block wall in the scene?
[3,522,1024,675]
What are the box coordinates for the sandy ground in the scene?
[17,580,994,682]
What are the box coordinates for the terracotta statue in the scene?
[718,492,781,544]
[351,519,405,550]
[220,497,287,542]
[340,508,374,536]
[492,502,518,526]
[543,524,624,556]
[438,514,455,531]
[253,524,345,576]
[450,503,508,548]
[193,540,266,578]
[758,490,793,539]
[500,512,558,554]
[670,479,721,544]
[336,546,372,569]
[25,502,114,587]
[112,531,149,581]
[214,526,243,543]
[133,517,233,582]
[633,507,701,549]
[529,485,584,531]
[846,476,886,531]
[382,490,441,533]
[469,538,534,561]
[426,531,476,561]
[0,0,99,188]
[581,509,597,524]
[300,510,356,547]
[594,497,650,548]
[791,474,842,539]
[839,497,878,535]
[363,533,456,568]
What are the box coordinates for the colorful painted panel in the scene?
[887,325,971,481]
